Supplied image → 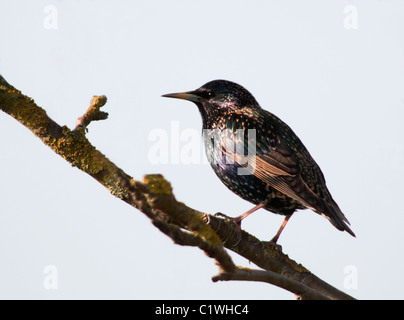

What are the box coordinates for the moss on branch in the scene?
[0,74,355,300]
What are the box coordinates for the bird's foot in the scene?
[269,240,283,252]
[262,240,283,252]
[214,212,242,246]
[214,212,241,225]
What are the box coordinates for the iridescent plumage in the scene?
[163,80,355,243]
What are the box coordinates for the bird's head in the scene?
[162,80,260,125]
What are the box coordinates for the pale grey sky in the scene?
[1,0,403,299]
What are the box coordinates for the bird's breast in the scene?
[202,126,270,204]
[202,123,304,215]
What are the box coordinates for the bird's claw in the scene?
[214,212,241,226]
[214,212,232,220]
[214,212,242,246]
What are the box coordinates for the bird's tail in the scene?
[325,202,356,237]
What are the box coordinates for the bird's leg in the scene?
[215,199,269,246]
[233,200,269,224]
[216,199,268,226]
[270,214,293,247]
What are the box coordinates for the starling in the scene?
[163,80,355,244]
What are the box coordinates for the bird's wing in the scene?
[228,130,316,209]
[235,142,355,236]
[246,153,319,212]
[221,110,354,236]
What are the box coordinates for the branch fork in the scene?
[74,95,108,131]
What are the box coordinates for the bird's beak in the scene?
[162,91,200,103]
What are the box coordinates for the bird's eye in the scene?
[197,89,215,99]
[204,91,214,99]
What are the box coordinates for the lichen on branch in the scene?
[0,74,355,300]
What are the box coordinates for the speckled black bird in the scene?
[163,80,355,244]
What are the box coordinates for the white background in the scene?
[1,0,403,299]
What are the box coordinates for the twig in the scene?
[75,95,108,131]
[0,74,14,90]
[152,219,236,274]
[0,74,356,300]
[212,268,330,300]
[118,173,236,273]
[202,213,354,300]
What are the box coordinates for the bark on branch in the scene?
[0,74,355,300]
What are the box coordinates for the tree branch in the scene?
[0,74,355,300]
[75,95,108,131]
[212,269,329,300]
